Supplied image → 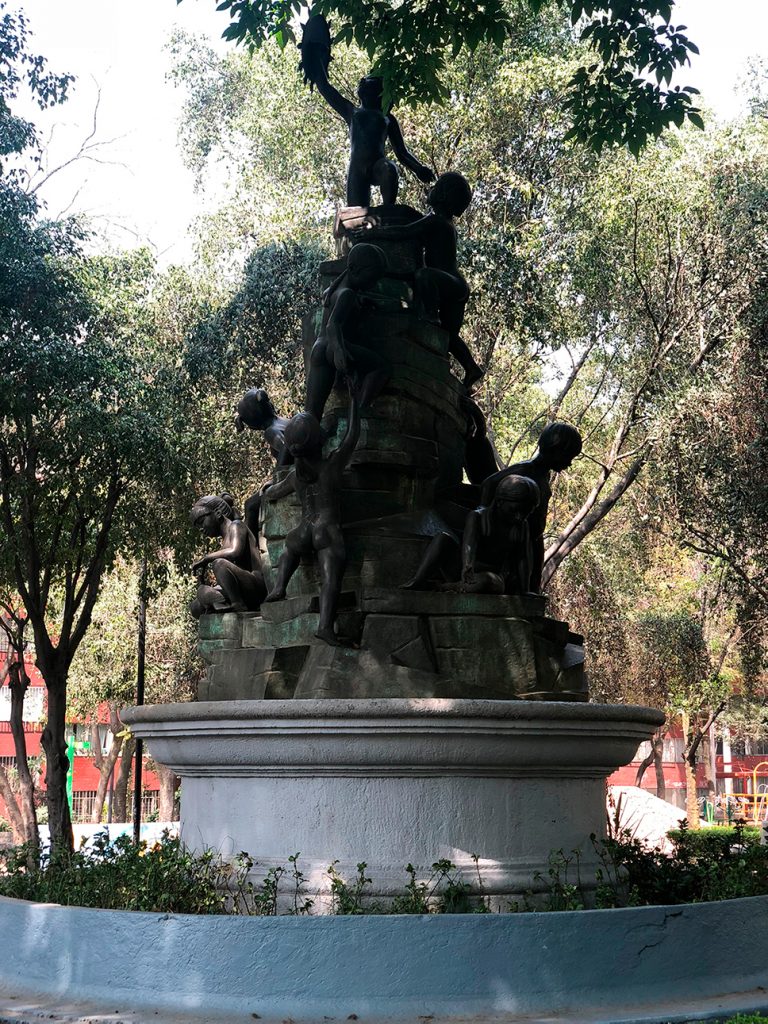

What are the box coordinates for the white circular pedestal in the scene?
[123,698,663,907]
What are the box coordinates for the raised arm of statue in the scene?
[314,69,355,125]
[387,115,435,183]
[263,471,297,502]
[299,15,354,125]
[191,520,248,572]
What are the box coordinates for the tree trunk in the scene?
[40,676,73,854]
[112,736,135,822]
[91,735,123,824]
[681,711,700,829]
[8,661,39,853]
[703,729,717,815]
[90,708,124,824]
[155,763,177,822]
[0,766,25,841]
[635,728,665,798]
[653,734,666,802]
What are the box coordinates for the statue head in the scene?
[428,172,472,219]
[190,494,237,537]
[235,388,277,433]
[357,75,384,109]
[284,411,325,458]
[346,242,388,290]
[493,474,540,523]
[537,422,582,472]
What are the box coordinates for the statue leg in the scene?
[347,163,372,208]
[346,343,390,409]
[413,267,441,323]
[189,584,227,619]
[265,525,310,602]
[305,338,336,420]
[211,559,267,612]
[244,492,261,537]
[401,532,459,590]
[314,525,346,645]
[426,270,483,388]
[529,534,544,593]
[372,158,399,206]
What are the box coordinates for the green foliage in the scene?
[595,819,768,907]
[0,2,73,184]
[327,859,372,914]
[0,831,250,914]
[6,831,768,916]
[390,859,489,915]
[532,850,586,911]
[0,817,11,833]
[667,825,761,853]
[68,555,201,717]
[185,0,701,151]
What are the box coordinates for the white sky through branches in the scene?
[12,0,768,265]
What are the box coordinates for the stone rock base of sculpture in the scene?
[196,590,586,701]
[123,698,663,911]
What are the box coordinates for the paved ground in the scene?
[1,989,766,1024]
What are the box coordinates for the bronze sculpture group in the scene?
[190,18,584,650]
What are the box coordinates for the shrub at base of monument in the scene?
[2,820,767,915]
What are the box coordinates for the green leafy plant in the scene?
[186,0,701,150]
[390,859,487,915]
[0,831,252,914]
[533,850,586,912]
[327,860,373,915]
[287,851,315,915]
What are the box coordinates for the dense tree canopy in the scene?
[186,0,702,152]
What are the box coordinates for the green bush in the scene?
[667,824,761,852]
[3,823,768,916]
[595,820,768,908]
[0,817,12,833]
[0,831,251,914]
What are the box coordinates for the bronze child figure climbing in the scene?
[264,387,361,645]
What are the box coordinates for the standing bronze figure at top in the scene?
[299,15,435,207]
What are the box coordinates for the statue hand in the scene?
[349,226,374,241]
[416,165,437,184]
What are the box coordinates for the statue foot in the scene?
[400,578,425,591]
[264,589,286,603]
[315,627,345,646]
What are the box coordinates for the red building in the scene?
[609,730,768,821]
[0,640,160,825]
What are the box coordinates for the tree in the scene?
[0,609,39,851]
[170,30,768,595]
[68,555,201,823]
[187,0,701,151]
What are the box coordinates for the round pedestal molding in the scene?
[123,698,663,905]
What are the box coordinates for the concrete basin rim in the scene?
[121,697,665,727]
[1,890,765,925]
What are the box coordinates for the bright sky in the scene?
[12,0,768,265]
